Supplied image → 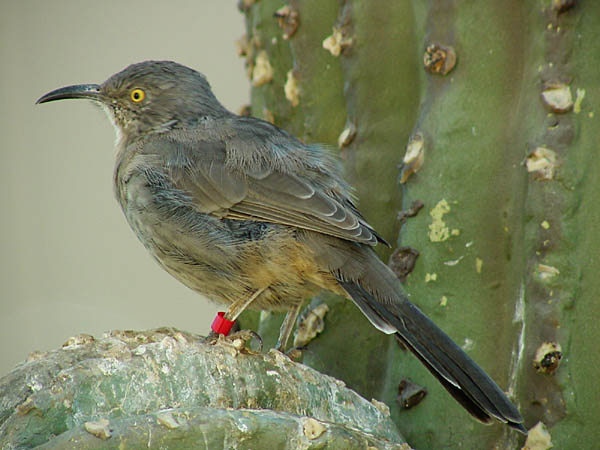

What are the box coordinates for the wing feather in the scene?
[149,138,384,246]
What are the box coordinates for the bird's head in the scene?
[37,60,229,140]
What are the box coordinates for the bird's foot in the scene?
[206,329,263,354]
[272,344,307,362]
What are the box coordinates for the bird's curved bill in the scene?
[36,84,102,104]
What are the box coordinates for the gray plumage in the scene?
[37,60,526,433]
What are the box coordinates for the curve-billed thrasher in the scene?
[37,61,525,433]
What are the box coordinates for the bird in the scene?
[37,60,526,433]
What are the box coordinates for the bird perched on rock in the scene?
[37,60,526,433]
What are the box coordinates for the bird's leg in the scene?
[275,302,303,353]
[226,286,268,322]
[207,287,267,350]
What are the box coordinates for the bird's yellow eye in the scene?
[130,88,145,103]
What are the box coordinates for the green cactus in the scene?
[0,329,406,449]
[240,1,600,448]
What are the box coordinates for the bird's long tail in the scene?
[334,255,526,433]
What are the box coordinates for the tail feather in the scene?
[337,279,526,434]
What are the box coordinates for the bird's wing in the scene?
[146,136,385,246]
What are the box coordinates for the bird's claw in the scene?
[206,329,263,353]
[272,344,307,361]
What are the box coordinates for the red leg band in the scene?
[211,312,235,335]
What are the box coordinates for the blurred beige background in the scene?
[1,1,249,376]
